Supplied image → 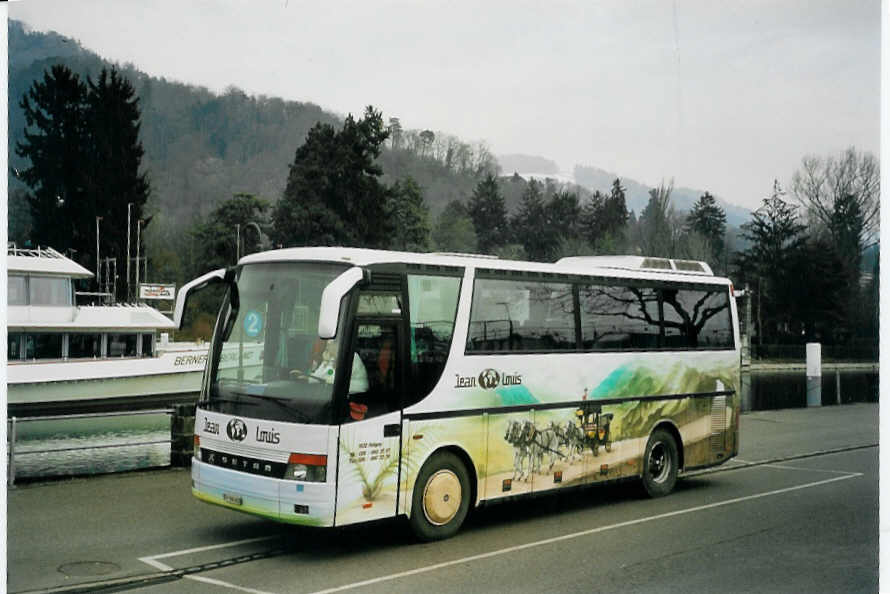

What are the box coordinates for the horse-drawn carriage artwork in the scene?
[575,402,613,456]
[502,400,618,484]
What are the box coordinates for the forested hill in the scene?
[8,20,497,249]
[573,165,751,227]
[9,19,340,242]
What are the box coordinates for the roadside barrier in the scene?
[6,409,178,487]
[170,403,196,467]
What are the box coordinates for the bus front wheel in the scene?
[641,429,678,498]
[409,451,470,541]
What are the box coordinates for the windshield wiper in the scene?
[212,396,259,405]
[254,394,314,423]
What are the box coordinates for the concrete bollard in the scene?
[806,343,822,407]
[170,403,196,467]
[836,369,842,405]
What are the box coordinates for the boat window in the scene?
[142,333,154,357]
[8,275,27,305]
[69,334,102,358]
[8,333,22,360]
[25,333,63,359]
[29,276,71,306]
[108,334,138,357]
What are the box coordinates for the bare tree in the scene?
[387,117,402,150]
[791,147,879,245]
[419,129,435,158]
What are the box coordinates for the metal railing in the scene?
[752,343,879,362]
[7,409,174,487]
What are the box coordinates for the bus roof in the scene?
[238,247,731,286]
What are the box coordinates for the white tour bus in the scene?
[176,247,740,540]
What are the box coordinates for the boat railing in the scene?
[7,245,68,259]
[7,409,177,487]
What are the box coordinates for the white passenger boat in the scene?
[7,246,208,415]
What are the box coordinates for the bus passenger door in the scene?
[335,319,403,526]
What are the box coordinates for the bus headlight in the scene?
[285,453,327,482]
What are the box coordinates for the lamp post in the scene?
[127,203,133,301]
[136,219,143,297]
[235,223,241,263]
[243,222,266,253]
[95,216,103,290]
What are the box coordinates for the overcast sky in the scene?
[9,0,881,210]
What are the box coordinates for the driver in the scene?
[295,339,369,395]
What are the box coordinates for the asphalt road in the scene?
[7,403,879,594]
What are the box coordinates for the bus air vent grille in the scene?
[673,260,706,272]
[641,257,673,270]
[710,395,727,451]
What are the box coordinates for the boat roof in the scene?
[7,246,93,279]
[238,247,730,285]
[8,303,176,331]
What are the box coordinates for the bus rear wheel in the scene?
[409,451,470,541]
[641,429,678,498]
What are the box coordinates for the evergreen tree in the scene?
[686,191,727,268]
[190,193,271,272]
[389,177,431,251]
[602,178,630,238]
[85,67,151,299]
[548,190,582,243]
[16,65,149,300]
[735,181,807,344]
[432,200,478,253]
[512,179,554,261]
[582,178,630,251]
[786,236,847,342]
[271,106,392,248]
[468,173,508,254]
[15,64,89,255]
[9,188,33,246]
[638,180,677,257]
[581,190,606,244]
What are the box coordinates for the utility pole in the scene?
[236,223,241,263]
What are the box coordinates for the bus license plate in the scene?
[223,493,243,506]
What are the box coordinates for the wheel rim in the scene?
[648,442,671,484]
[422,469,462,526]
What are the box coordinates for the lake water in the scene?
[8,369,879,481]
[741,369,879,412]
[9,412,171,482]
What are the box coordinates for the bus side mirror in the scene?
[318,267,368,339]
[173,268,230,329]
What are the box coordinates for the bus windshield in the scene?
[206,261,350,424]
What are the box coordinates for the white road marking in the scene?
[138,461,865,594]
[307,473,863,594]
[139,536,280,593]
[139,535,278,569]
[186,574,280,594]
[760,464,862,475]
